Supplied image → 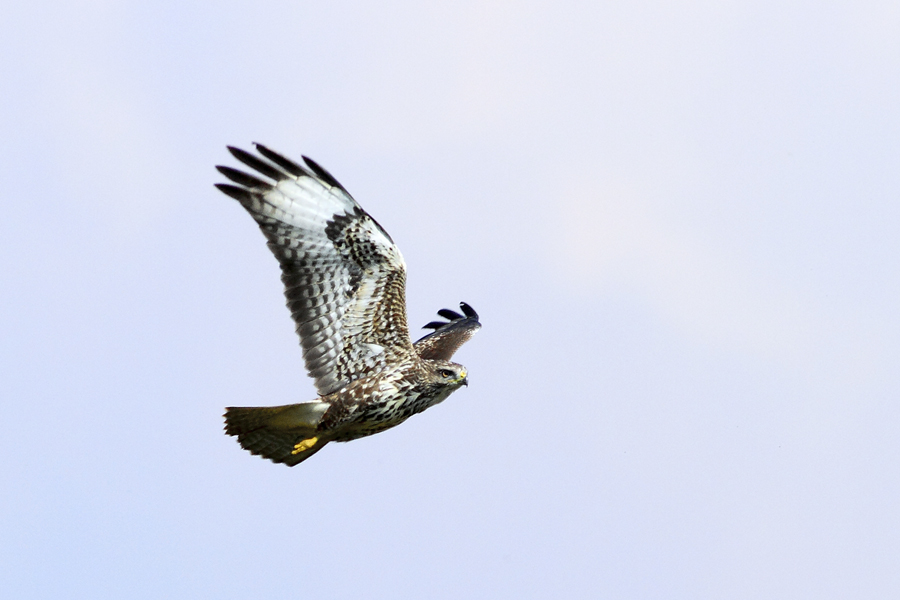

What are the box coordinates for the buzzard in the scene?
[215,144,481,466]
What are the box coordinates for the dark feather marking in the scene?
[216,166,272,190]
[227,146,287,181]
[460,302,478,319]
[438,309,463,321]
[255,143,310,178]
[359,207,395,244]
[215,183,254,202]
[324,211,366,295]
[302,155,347,192]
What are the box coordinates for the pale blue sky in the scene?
[2,1,898,598]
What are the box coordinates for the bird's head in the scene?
[427,360,468,388]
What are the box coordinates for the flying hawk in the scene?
[215,144,481,466]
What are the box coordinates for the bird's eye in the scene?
[439,369,454,379]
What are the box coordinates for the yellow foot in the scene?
[291,436,319,455]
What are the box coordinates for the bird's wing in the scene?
[413,303,481,361]
[216,144,414,396]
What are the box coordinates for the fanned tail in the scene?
[224,402,330,467]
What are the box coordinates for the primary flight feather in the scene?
[216,144,481,466]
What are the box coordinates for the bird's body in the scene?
[215,144,480,466]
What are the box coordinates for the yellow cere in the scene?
[291,436,319,455]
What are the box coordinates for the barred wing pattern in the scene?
[216,145,414,396]
[414,303,482,361]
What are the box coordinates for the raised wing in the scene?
[216,144,414,396]
[414,302,481,361]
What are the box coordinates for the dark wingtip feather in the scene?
[215,183,253,202]
[302,155,347,192]
[216,165,272,189]
[254,143,309,178]
[460,302,479,320]
[437,308,463,321]
[226,146,286,181]
[420,303,481,330]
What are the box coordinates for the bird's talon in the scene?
[292,436,319,454]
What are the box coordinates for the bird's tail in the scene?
[224,402,330,467]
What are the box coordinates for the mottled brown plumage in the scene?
[216,144,481,466]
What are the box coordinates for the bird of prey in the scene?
[215,144,481,466]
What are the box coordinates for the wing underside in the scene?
[216,144,414,396]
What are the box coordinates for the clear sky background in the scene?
[2,1,898,598]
